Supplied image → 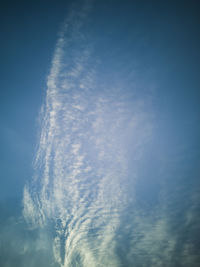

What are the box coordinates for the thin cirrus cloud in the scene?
[22,1,154,266]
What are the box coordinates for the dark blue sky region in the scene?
[0,0,68,199]
[0,1,200,266]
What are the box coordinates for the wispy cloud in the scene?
[23,28,154,267]
[21,1,184,267]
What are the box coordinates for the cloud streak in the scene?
[23,3,153,266]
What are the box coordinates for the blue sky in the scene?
[0,0,200,266]
[0,0,69,199]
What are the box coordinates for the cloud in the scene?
[22,0,199,266]
[22,1,156,264]
[0,200,58,267]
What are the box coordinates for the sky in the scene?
[0,0,200,266]
[0,0,69,200]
